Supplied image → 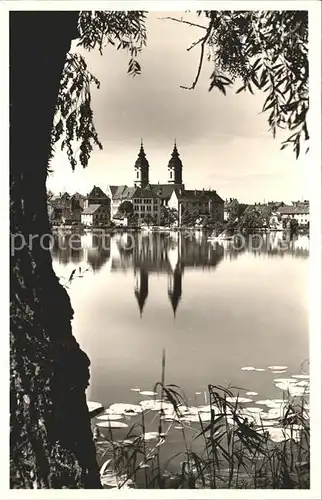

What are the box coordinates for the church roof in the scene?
[168,142,183,171]
[134,142,150,171]
[149,183,182,200]
[134,187,158,199]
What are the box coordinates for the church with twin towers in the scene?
[107,140,224,223]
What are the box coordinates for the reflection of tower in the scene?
[168,264,183,317]
[134,268,149,317]
[168,140,183,185]
[134,139,149,188]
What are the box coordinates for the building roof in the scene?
[134,142,150,173]
[82,204,102,215]
[278,205,309,215]
[73,192,86,199]
[88,185,109,199]
[167,142,183,174]
[178,189,224,204]
[133,187,159,199]
[108,185,127,197]
[109,185,136,200]
[149,183,181,200]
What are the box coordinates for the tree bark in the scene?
[10,12,101,488]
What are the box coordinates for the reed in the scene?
[93,354,310,489]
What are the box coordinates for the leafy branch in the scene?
[165,11,309,157]
[50,11,147,171]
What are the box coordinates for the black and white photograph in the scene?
[3,1,321,495]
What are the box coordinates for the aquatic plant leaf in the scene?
[246,391,258,396]
[241,366,256,371]
[244,407,264,413]
[268,365,288,370]
[226,397,253,403]
[109,403,142,414]
[139,390,158,396]
[96,414,124,421]
[97,421,129,428]
[143,431,160,441]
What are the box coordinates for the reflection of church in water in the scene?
[113,232,224,317]
[51,231,224,317]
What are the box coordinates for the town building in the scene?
[81,204,111,227]
[108,140,224,226]
[85,185,110,209]
[277,202,310,227]
[80,186,111,227]
[168,188,224,225]
[106,185,161,225]
[48,191,84,224]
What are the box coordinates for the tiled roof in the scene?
[149,184,180,200]
[88,186,108,199]
[134,187,159,199]
[178,189,224,204]
[277,205,309,215]
[82,204,102,215]
[108,185,127,198]
[73,192,86,199]
[110,185,135,200]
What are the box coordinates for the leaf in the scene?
[68,269,76,282]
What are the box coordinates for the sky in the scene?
[47,11,309,204]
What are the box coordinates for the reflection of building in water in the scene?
[84,234,111,272]
[51,234,84,265]
[126,233,224,317]
[51,231,224,317]
[168,263,183,316]
[134,268,149,317]
[223,233,309,260]
[51,232,111,272]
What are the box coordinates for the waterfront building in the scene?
[277,203,310,227]
[108,140,224,226]
[81,204,111,227]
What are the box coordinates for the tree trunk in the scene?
[10,12,101,488]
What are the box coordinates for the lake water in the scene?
[51,231,309,404]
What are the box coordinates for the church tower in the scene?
[168,140,183,185]
[134,140,149,188]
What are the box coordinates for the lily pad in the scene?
[139,400,173,411]
[97,421,128,429]
[267,427,300,443]
[109,403,142,414]
[292,374,310,379]
[246,391,258,396]
[139,391,158,396]
[96,414,124,421]
[273,378,297,384]
[189,412,212,422]
[143,432,160,441]
[226,397,253,403]
[268,365,288,370]
[241,366,256,371]
[245,407,263,413]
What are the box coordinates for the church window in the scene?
[170,171,173,179]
